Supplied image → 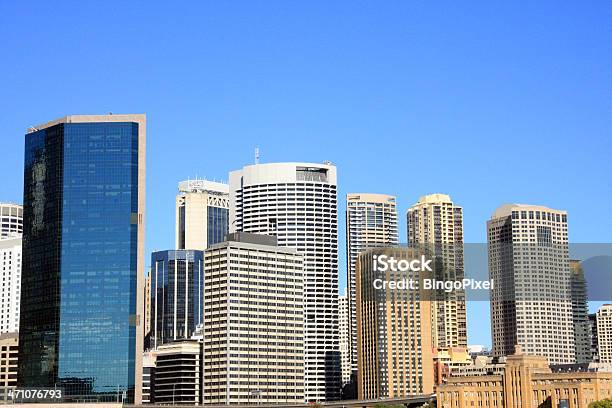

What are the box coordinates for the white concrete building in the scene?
[203,232,305,404]
[345,193,398,376]
[597,304,612,364]
[488,204,574,364]
[0,203,22,239]
[407,193,467,349]
[338,290,351,386]
[229,162,340,401]
[0,237,21,333]
[176,179,229,251]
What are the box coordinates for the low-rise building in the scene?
[437,346,612,408]
[151,340,203,405]
[433,347,472,385]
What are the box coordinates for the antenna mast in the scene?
[255,147,260,164]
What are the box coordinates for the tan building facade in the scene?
[0,333,17,402]
[203,232,305,404]
[437,347,612,408]
[346,193,399,377]
[356,247,434,398]
[407,194,467,349]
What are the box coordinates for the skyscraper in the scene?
[356,247,434,398]
[229,162,340,401]
[570,260,592,363]
[596,305,612,364]
[338,290,351,386]
[203,232,305,404]
[175,179,229,251]
[150,249,205,348]
[487,204,574,364]
[0,203,22,239]
[18,114,146,403]
[0,237,21,333]
[407,193,467,348]
[345,193,398,375]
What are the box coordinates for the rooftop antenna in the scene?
[255,147,260,164]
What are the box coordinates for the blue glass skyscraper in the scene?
[18,115,146,403]
[149,249,205,348]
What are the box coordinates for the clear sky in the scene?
[1,1,610,347]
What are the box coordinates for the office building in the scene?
[597,305,612,364]
[176,179,229,251]
[407,193,467,349]
[0,203,22,239]
[487,204,574,364]
[18,114,146,403]
[571,260,592,363]
[150,250,205,348]
[356,247,434,398]
[338,290,351,386]
[203,233,305,404]
[229,162,340,401]
[0,333,18,402]
[142,351,156,404]
[346,193,398,375]
[152,340,203,405]
[0,237,21,333]
[437,347,612,408]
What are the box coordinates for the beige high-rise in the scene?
[356,247,434,398]
[346,193,398,376]
[488,204,574,364]
[203,232,305,404]
[175,179,229,251]
[407,193,467,348]
[597,304,612,364]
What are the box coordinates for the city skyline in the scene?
[1,2,611,350]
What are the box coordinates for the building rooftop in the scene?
[28,114,146,133]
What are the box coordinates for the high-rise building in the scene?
[571,260,592,363]
[407,193,467,349]
[487,204,574,364]
[0,237,21,333]
[229,162,340,401]
[346,193,398,375]
[0,333,18,402]
[338,290,351,386]
[176,179,229,251]
[18,114,146,403]
[0,203,22,239]
[596,304,612,364]
[356,247,434,398]
[203,232,305,404]
[150,250,205,348]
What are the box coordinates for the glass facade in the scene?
[150,250,204,348]
[19,121,141,402]
[207,206,228,246]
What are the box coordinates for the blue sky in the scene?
[1,1,610,346]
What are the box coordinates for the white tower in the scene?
[229,162,340,401]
